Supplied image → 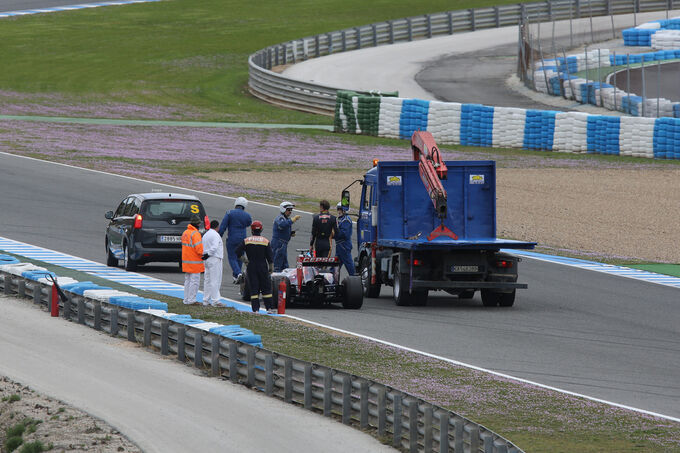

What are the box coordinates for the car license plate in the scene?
[451,265,479,272]
[158,235,181,244]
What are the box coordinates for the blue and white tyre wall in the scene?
[338,95,680,159]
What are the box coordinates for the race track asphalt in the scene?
[0,0,90,12]
[611,61,680,103]
[2,152,679,420]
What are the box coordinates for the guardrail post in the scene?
[194,331,203,368]
[315,35,320,57]
[495,6,501,27]
[94,302,101,331]
[495,440,509,453]
[126,311,135,342]
[17,279,25,297]
[372,24,377,46]
[2,276,11,295]
[110,307,119,336]
[454,417,464,452]
[177,327,186,362]
[378,387,386,437]
[360,381,369,429]
[323,369,332,416]
[467,425,480,452]
[161,322,169,355]
[576,0,581,18]
[426,14,432,38]
[423,406,433,452]
[282,44,287,64]
[409,400,418,453]
[246,348,255,387]
[393,394,403,448]
[143,315,151,347]
[77,298,85,324]
[342,375,351,425]
[341,30,346,52]
[447,11,454,34]
[407,18,413,41]
[469,9,476,31]
[304,364,312,409]
[440,412,450,453]
[33,285,41,305]
[284,358,293,403]
[63,294,72,320]
[547,0,553,20]
[327,33,333,54]
[355,27,361,49]
[265,354,274,395]
[274,46,279,66]
[482,433,494,453]
[211,336,221,377]
[229,342,238,381]
[389,20,394,43]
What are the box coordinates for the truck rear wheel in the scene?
[393,263,414,306]
[360,255,381,298]
[342,276,363,309]
[411,290,428,306]
[481,289,515,307]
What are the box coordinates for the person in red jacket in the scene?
[182,215,204,305]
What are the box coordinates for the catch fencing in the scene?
[248,0,675,115]
[0,270,523,453]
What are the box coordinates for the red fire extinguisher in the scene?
[277,279,287,314]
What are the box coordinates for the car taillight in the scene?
[204,215,210,229]
[496,260,513,268]
[133,214,143,229]
[406,259,422,266]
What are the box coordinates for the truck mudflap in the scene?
[410,280,528,290]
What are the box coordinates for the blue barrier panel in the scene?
[653,117,680,159]
[523,110,556,151]
[60,282,112,295]
[460,104,494,147]
[399,99,430,139]
[0,255,20,265]
[108,296,168,311]
[21,270,57,281]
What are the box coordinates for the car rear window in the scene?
[141,200,204,221]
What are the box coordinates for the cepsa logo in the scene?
[387,175,402,186]
[302,257,339,263]
[469,174,485,185]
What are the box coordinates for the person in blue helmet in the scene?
[271,201,301,272]
[218,197,252,283]
[334,202,355,276]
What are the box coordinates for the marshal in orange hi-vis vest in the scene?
[181,224,204,273]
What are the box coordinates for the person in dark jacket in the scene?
[271,201,301,272]
[310,199,336,258]
[235,220,275,313]
[218,197,252,284]
[335,203,355,276]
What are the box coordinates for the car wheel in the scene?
[123,243,137,271]
[481,289,506,307]
[105,239,118,267]
[342,276,363,309]
[360,255,381,298]
[498,290,516,307]
[393,263,412,306]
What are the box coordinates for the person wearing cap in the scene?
[235,221,275,313]
[310,199,336,258]
[335,203,356,276]
[201,219,225,307]
[271,201,301,272]
[181,214,205,305]
[218,197,252,284]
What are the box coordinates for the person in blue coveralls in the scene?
[218,197,252,283]
[271,201,301,272]
[334,202,355,276]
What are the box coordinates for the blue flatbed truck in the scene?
[347,139,536,307]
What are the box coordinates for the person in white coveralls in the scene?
[202,220,225,306]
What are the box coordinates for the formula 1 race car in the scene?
[240,250,363,309]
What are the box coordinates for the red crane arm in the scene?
[411,131,458,241]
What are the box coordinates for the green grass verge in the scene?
[2,252,680,452]
[625,263,680,277]
[0,0,520,124]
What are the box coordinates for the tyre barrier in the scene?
[335,94,680,159]
[0,254,525,453]
[623,17,680,46]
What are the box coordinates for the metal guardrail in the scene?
[248,0,675,115]
[1,271,522,453]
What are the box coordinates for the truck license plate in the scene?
[452,265,479,272]
[158,235,181,244]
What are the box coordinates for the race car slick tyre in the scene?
[481,289,515,307]
[123,243,137,271]
[106,240,117,267]
[240,271,251,302]
[342,276,363,309]
[392,263,413,306]
[360,255,380,298]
